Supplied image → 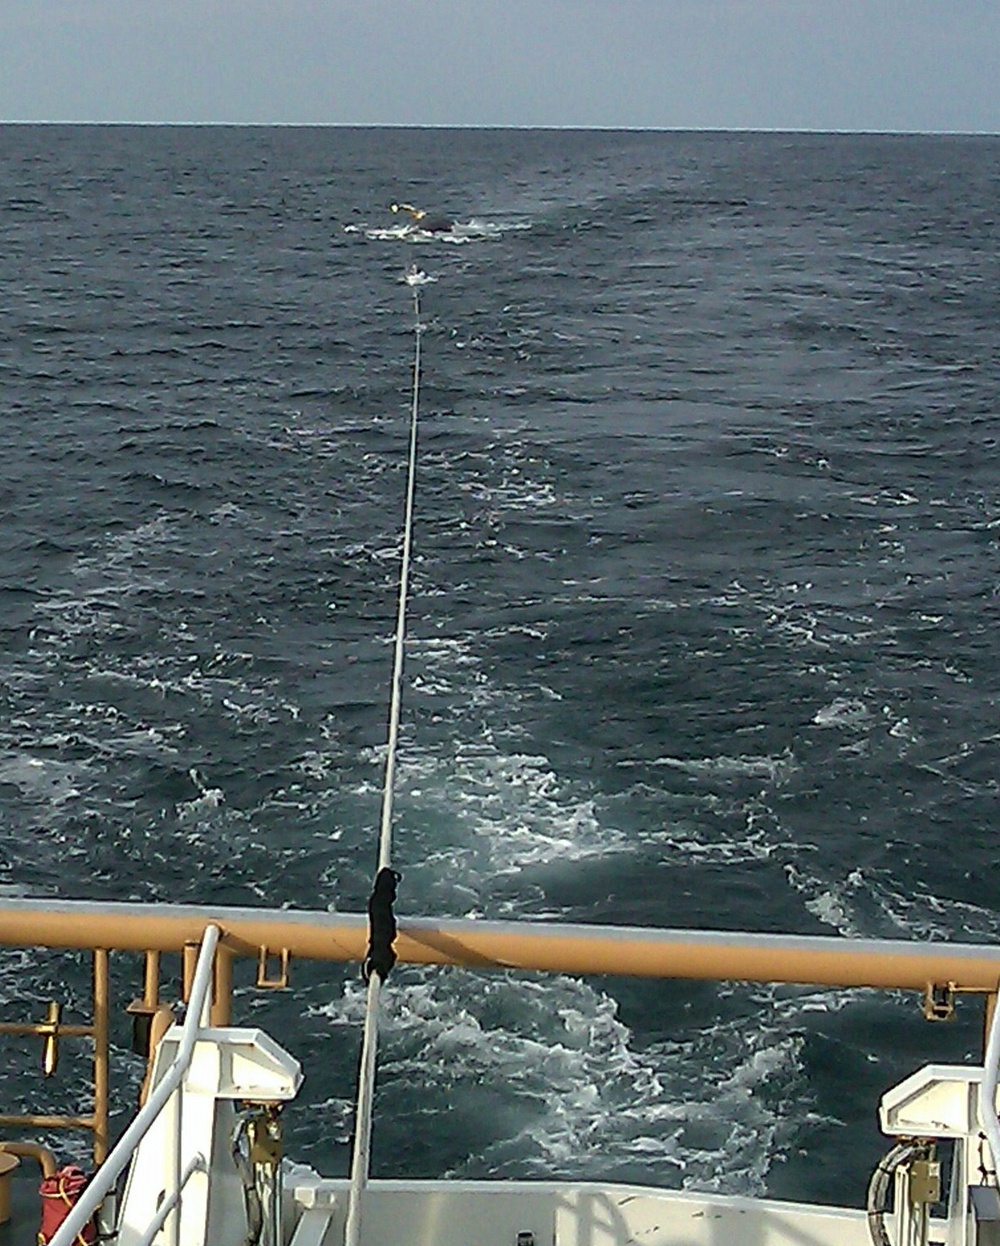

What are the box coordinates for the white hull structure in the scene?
[268,1178,875,1246]
[0,900,998,1246]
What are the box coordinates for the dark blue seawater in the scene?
[1,125,999,1206]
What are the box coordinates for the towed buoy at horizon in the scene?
[345,202,517,243]
[390,201,455,234]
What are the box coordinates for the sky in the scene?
[2,0,998,132]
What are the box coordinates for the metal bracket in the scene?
[256,946,290,990]
[249,1105,284,1167]
[40,1002,61,1077]
[909,1156,941,1205]
[923,982,956,1022]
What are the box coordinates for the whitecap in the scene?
[812,697,870,729]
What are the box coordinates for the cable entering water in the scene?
[344,266,430,1246]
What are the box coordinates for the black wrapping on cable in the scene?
[363,867,401,982]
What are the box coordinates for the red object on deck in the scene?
[38,1166,95,1245]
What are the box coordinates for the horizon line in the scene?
[1,119,999,138]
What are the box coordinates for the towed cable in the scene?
[344,265,433,1246]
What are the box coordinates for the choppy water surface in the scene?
[1,125,999,1205]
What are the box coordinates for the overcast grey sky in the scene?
[2,0,998,131]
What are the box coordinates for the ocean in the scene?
[1,124,999,1208]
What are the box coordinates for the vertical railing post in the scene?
[93,949,110,1164]
[143,950,160,1009]
[182,943,198,1002]
[211,946,233,1027]
[978,983,1000,1176]
[171,1077,183,1246]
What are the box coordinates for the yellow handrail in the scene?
[1,897,998,992]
